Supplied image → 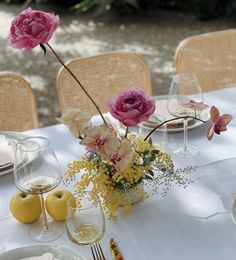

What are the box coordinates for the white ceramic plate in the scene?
[149,95,210,133]
[0,244,87,260]
[0,132,31,176]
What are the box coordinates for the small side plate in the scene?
[0,244,87,260]
[0,132,30,176]
[150,95,210,132]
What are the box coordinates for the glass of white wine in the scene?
[66,191,105,246]
[13,136,63,242]
[168,74,203,157]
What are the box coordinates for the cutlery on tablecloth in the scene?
[110,238,124,260]
[90,242,106,260]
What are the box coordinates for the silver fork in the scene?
[90,242,106,260]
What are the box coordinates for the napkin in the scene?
[143,99,194,129]
[155,99,181,122]
[20,253,55,260]
[0,135,14,166]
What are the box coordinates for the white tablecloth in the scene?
[1,87,236,259]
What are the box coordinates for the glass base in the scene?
[173,144,199,157]
[29,220,64,242]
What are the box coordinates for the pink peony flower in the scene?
[80,126,121,157]
[206,106,232,140]
[108,88,156,127]
[110,139,133,173]
[183,100,209,110]
[9,7,59,52]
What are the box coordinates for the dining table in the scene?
[1,86,236,260]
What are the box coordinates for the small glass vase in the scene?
[118,181,144,207]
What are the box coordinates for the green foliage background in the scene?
[3,0,236,19]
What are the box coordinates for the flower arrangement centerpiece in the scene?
[58,89,197,219]
[9,8,233,219]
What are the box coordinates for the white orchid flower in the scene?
[81,125,121,158]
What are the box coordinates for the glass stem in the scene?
[183,118,188,152]
[39,194,49,230]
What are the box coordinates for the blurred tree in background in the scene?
[2,0,236,19]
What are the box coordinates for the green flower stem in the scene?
[144,116,206,141]
[46,43,107,126]
[124,126,129,138]
[75,122,84,140]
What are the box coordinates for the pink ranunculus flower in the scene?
[108,88,156,127]
[110,139,133,173]
[206,106,232,140]
[80,126,121,157]
[9,7,59,52]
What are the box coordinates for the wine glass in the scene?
[66,191,105,246]
[167,74,203,157]
[13,136,63,242]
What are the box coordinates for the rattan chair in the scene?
[175,29,236,92]
[0,72,38,131]
[56,51,152,114]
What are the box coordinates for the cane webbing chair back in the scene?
[0,72,38,131]
[56,51,152,114]
[175,29,236,92]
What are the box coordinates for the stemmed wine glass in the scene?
[66,191,105,246]
[13,136,63,242]
[167,74,203,157]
